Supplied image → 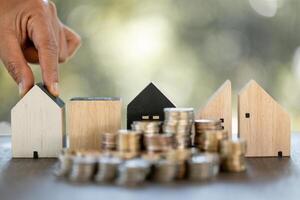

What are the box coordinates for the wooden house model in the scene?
[11,83,65,158]
[196,80,232,136]
[238,80,290,157]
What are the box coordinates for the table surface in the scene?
[1,133,300,200]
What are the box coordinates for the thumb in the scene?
[0,35,34,96]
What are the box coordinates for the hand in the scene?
[0,0,81,96]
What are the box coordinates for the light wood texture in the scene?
[11,86,64,158]
[68,98,122,150]
[196,80,232,136]
[238,80,290,157]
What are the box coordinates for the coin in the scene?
[69,153,98,182]
[220,139,247,172]
[163,107,194,149]
[95,155,122,183]
[55,149,76,177]
[117,158,151,186]
[188,153,220,181]
[194,130,228,152]
[101,132,117,151]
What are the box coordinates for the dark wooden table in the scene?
[1,134,300,200]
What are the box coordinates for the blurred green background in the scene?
[0,0,299,133]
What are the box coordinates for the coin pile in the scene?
[220,139,247,172]
[187,153,220,181]
[166,149,194,179]
[55,149,76,177]
[151,159,177,182]
[131,121,162,134]
[95,155,122,183]
[117,129,142,159]
[194,119,223,131]
[69,153,98,182]
[163,108,194,149]
[117,158,151,186]
[194,119,228,152]
[144,133,174,153]
[101,132,117,151]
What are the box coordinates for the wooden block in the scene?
[238,80,291,157]
[127,82,175,128]
[68,97,122,150]
[196,80,232,136]
[11,83,65,158]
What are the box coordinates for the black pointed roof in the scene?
[127,82,175,128]
[36,83,65,108]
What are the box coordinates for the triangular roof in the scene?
[35,83,64,107]
[239,80,288,115]
[127,82,175,128]
[128,82,175,109]
[199,80,231,111]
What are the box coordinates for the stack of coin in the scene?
[187,153,220,181]
[194,119,227,152]
[166,149,194,179]
[117,158,151,186]
[131,121,162,134]
[55,149,76,177]
[194,130,228,152]
[194,119,223,131]
[220,139,247,172]
[163,108,194,149]
[151,159,177,183]
[95,155,122,183]
[144,133,174,153]
[117,129,142,159]
[101,132,117,151]
[69,153,98,182]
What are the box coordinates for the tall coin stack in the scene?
[117,130,142,159]
[220,139,247,172]
[194,119,228,152]
[101,132,117,151]
[163,108,194,149]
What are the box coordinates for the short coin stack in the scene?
[194,119,228,152]
[95,155,122,183]
[117,158,151,186]
[220,139,247,172]
[55,149,76,177]
[117,129,142,159]
[163,108,194,149]
[188,153,220,181]
[101,132,117,151]
[69,152,98,182]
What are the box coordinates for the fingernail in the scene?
[51,82,59,96]
[18,82,25,97]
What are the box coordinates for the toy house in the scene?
[68,97,122,150]
[238,80,291,157]
[127,83,175,128]
[196,80,232,136]
[11,83,65,158]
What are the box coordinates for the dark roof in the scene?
[36,83,65,108]
[127,82,175,128]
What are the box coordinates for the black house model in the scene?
[127,82,176,128]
